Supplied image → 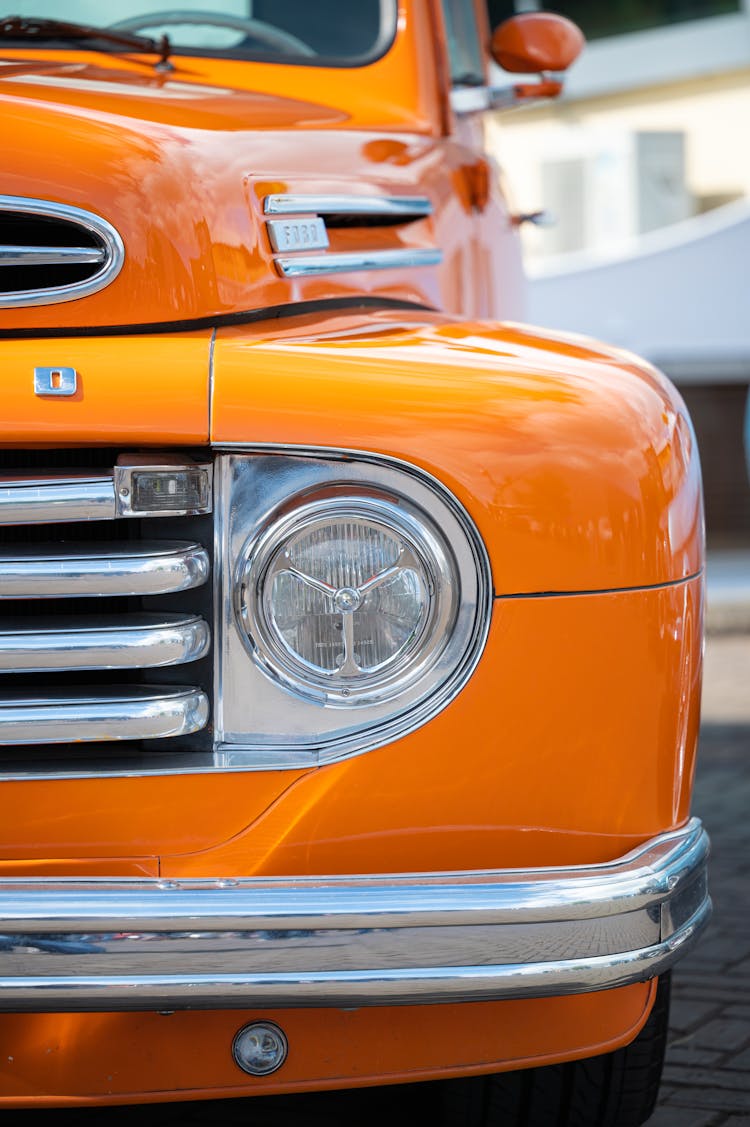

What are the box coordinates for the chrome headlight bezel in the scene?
[215,450,492,767]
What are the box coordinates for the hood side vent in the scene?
[263,194,440,278]
[0,196,124,308]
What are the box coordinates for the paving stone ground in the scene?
[13,635,750,1125]
[647,741,750,1121]
[645,633,750,1126]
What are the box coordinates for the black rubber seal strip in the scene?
[0,296,435,340]
[493,569,703,600]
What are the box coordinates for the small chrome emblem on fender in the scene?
[34,366,77,397]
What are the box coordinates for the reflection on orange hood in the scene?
[0,21,445,333]
[0,48,444,331]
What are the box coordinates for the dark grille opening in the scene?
[0,448,121,471]
[0,262,98,294]
[0,214,100,248]
[0,743,216,775]
[0,521,139,548]
[323,213,427,228]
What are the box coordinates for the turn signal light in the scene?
[131,467,209,512]
[114,456,212,517]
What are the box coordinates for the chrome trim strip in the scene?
[0,474,115,525]
[0,820,710,1012]
[0,687,209,745]
[0,246,105,266]
[0,542,209,599]
[0,614,210,673]
[275,248,442,278]
[264,194,433,219]
[0,195,125,308]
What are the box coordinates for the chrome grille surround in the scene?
[0,195,124,308]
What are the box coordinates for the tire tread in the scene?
[439,975,670,1127]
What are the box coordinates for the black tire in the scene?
[437,974,670,1127]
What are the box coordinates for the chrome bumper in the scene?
[0,819,709,1013]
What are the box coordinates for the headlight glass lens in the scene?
[271,518,427,674]
[240,495,455,705]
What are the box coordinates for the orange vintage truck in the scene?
[0,3,709,1124]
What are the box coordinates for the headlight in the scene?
[216,452,491,766]
[239,494,457,706]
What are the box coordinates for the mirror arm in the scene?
[490,72,564,110]
[450,73,566,117]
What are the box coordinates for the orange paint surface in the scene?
[2,575,701,869]
[212,310,703,594]
[0,333,210,445]
[0,858,158,878]
[164,576,702,877]
[0,768,308,862]
[0,5,494,332]
[0,983,653,1107]
[492,12,585,74]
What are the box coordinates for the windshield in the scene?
[1,1,397,65]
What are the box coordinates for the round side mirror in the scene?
[491,12,584,75]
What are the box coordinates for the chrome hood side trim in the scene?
[264,195,433,219]
[275,248,442,278]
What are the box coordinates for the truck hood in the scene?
[0,55,442,332]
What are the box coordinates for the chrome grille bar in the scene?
[0,475,115,525]
[0,614,210,673]
[0,687,209,745]
[0,246,106,266]
[0,542,209,598]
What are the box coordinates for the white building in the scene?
[484,0,750,539]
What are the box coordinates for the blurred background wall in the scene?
[483,0,750,547]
